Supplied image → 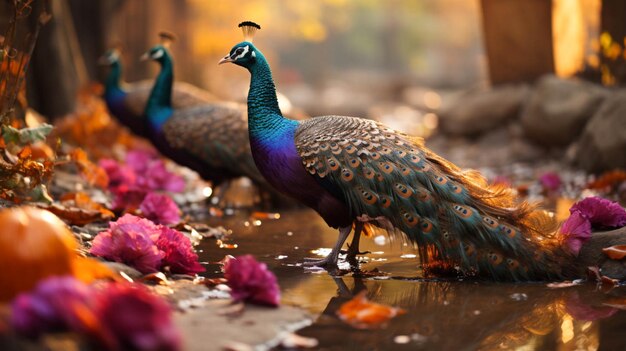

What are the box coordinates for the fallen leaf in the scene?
[587,170,626,190]
[603,245,626,260]
[69,149,109,188]
[280,333,319,349]
[337,291,405,329]
[546,281,582,289]
[41,202,113,226]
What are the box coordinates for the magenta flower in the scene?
[125,149,158,174]
[224,255,280,307]
[99,158,136,191]
[139,192,181,225]
[570,197,626,228]
[96,283,180,351]
[90,214,204,275]
[560,211,592,255]
[111,186,148,211]
[156,227,205,275]
[137,161,185,193]
[10,276,95,338]
[539,172,562,192]
[559,197,626,255]
[90,214,163,273]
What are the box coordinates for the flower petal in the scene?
[559,211,592,255]
[224,255,280,306]
[571,197,626,228]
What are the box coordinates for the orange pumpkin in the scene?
[0,206,77,301]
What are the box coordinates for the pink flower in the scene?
[10,276,95,338]
[139,192,181,225]
[156,227,205,275]
[539,172,561,191]
[224,255,280,307]
[95,283,180,351]
[125,149,158,174]
[111,186,148,211]
[137,161,185,193]
[90,214,163,273]
[90,214,204,275]
[99,158,136,191]
[560,211,592,255]
[570,196,626,228]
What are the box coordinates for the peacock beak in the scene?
[97,55,111,65]
[140,52,150,61]
[218,55,233,65]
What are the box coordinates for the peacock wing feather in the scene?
[295,116,565,280]
[161,103,264,185]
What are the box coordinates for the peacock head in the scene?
[140,31,176,64]
[218,21,261,69]
[98,47,121,66]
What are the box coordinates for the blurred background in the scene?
[2,0,625,171]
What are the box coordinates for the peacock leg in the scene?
[345,222,370,264]
[209,180,231,206]
[303,226,352,268]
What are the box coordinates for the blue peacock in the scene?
[219,22,578,281]
[99,40,220,138]
[138,32,274,194]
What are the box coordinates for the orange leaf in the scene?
[336,291,405,329]
[602,245,626,260]
[69,148,109,188]
[41,202,114,226]
[72,256,119,283]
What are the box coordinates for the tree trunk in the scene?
[480,0,555,85]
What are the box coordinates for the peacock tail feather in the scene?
[295,116,569,280]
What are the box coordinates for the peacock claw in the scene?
[302,257,339,268]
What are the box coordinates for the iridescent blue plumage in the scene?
[221,23,573,281]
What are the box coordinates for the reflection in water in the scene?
[198,209,626,350]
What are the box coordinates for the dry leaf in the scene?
[69,148,109,188]
[602,245,626,260]
[337,291,405,329]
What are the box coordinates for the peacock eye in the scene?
[236,48,244,55]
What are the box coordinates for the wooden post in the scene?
[480,0,555,84]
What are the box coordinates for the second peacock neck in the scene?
[247,52,298,145]
[104,61,124,99]
[145,53,174,129]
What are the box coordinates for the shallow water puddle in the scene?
[198,209,626,350]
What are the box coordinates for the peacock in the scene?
[99,44,219,138]
[140,32,273,196]
[218,22,590,281]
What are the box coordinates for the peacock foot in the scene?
[303,256,339,268]
[343,244,370,265]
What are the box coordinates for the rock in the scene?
[521,75,607,146]
[574,90,626,172]
[576,227,626,281]
[438,84,529,136]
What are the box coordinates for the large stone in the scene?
[439,84,529,136]
[574,90,626,172]
[521,75,607,146]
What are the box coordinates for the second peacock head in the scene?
[141,31,176,64]
[218,21,261,68]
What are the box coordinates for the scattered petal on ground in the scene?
[95,283,181,351]
[224,255,281,307]
[156,227,205,275]
[10,276,96,338]
[140,192,181,225]
[90,215,164,274]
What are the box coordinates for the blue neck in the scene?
[246,52,298,146]
[145,54,174,129]
[104,61,125,100]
